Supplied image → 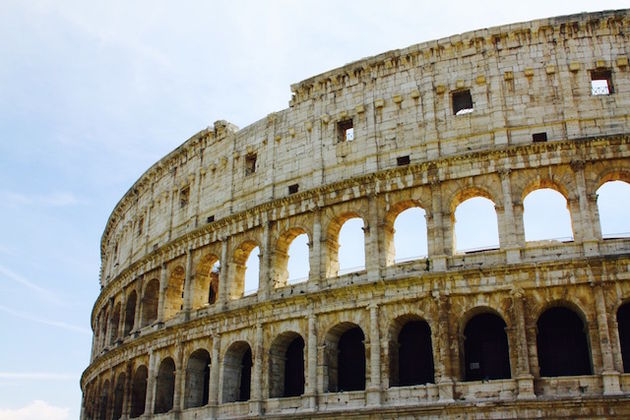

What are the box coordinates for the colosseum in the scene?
[82,9,630,419]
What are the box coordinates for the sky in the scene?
[1,1,629,419]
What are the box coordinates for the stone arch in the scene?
[222,341,253,403]
[154,357,176,414]
[141,278,159,327]
[384,200,429,265]
[269,331,305,398]
[596,177,630,239]
[124,290,137,336]
[617,300,630,373]
[536,304,592,377]
[231,240,260,299]
[326,212,367,277]
[184,348,211,409]
[112,372,125,420]
[163,265,185,320]
[130,365,148,418]
[273,227,310,288]
[450,187,500,253]
[460,309,511,381]
[109,301,121,345]
[324,322,366,392]
[193,253,220,309]
[388,314,434,387]
[522,182,574,242]
[520,178,571,203]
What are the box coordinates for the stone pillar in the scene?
[594,284,622,394]
[366,195,381,282]
[510,288,535,399]
[317,343,327,394]
[429,182,448,271]
[306,312,318,410]
[526,324,540,378]
[499,169,522,263]
[218,239,230,308]
[259,221,272,300]
[309,210,322,289]
[367,303,381,405]
[250,323,264,415]
[132,280,142,335]
[117,292,126,343]
[182,249,194,318]
[157,263,167,325]
[145,352,157,415]
[433,291,454,401]
[208,334,221,418]
[572,161,600,255]
[122,362,133,418]
[173,347,184,412]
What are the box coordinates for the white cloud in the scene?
[0,305,91,335]
[0,372,75,380]
[0,400,69,420]
[0,264,63,305]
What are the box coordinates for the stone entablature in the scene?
[84,9,630,420]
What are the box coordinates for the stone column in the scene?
[433,291,454,401]
[218,239,230,308]
[157,263,167,326]
[117,292,126,344]
[366,303,381,405]
[594,284,622,394]
[366,195,381,282]
[132,280,142,335]
[122,362,133,418]
[145,352,157,415]
[499,169,522,263]
[429,182,448,271]
[259,221,272,300]
[510,288,535,399]
[182,249,193,318]
[250,323,264,415]
[309,209,322,289]
[173,346,184,412]
[306,312,318,410]
[572,161,600,255]
[208,334,221,418]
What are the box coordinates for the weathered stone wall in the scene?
[83,9,630,419]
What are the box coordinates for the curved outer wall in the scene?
[83,9,630,419]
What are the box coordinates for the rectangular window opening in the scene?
[452,90,473,115]
[532,132,548,143]
[288,184,299,195]
[591,69,613,95]
[179,186,190,208]
[337,119,354,142]
[245,153,257,176]
[397,155,410,166]
[206,215,215,223]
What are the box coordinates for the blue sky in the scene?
[1,1,629,419]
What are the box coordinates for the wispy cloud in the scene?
[0,305,91,335]
[0,263,63,305]
[0,191,85,207]
[0,372,76,380]
[0,400,69,420]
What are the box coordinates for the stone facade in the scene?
[82,9,630,419]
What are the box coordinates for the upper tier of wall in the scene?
[100,9,630,287]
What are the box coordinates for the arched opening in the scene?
[325,323,365,392]
[163,266,185,320]
[389,206,428,264]
[124,290,137,336]
[184,349,210,409]
[597,180,630,238]
[463,312,511,381]
[453,196,500,253]
[222,341,253,403]
[287,233,310,285]
[537,306,592,377]
[269,332,305,398]
[129,365,147,418]
[141,279,159,327]
[232,241,260,298]
[109,302,121,345]
[338,218,365,275]
[523,188,574,242]
[112,372,125,420]
[98,380,110,420]
[389,317,434,387]
[193,255,220,310]
[154,357,176,414]
[617,302,630,373]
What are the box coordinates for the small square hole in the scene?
[397,155,410,166]
[532,132,548,142]
[179,186,190,208]
[288,184,299,194]
[452,90,473,115]
[245,153,257,175]
[206,215,215,223]
[591,69,613,95]
[337,119,354,142]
